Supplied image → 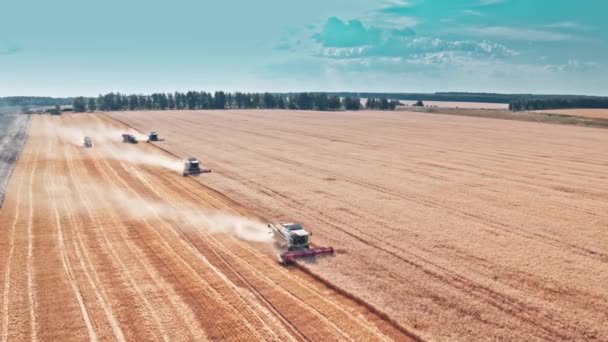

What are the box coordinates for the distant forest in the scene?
[5,92,608,113]
[324,92,524,104]
[0,96,73,107]
[508,96,608,111]
[322,92,608,111]
[72,92,401,112]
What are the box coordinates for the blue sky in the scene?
[1,0,606,96]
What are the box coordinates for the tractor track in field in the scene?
[108,114,416,341]
[75,118,213,339]
[213,132,608,265]
[211,168,579,340]
[65,145,165,341]
[25,124,40,342]
[211,139,608,264]
[44,137,99,342]
[0,113,415,341]
[191,137,607,339]
[115,142,413,337]
[141,166,311,341]
[109,109,608,341]
[140,131,556,338]
[142,166,408,341]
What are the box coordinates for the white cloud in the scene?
[316,35,519,62]
[327,50,496,74]
[384,16,419,28]
[331,53,598,83]
[545,21,589,30]
[462,26,576,42]
[406,38,518,58]
[544,59,599,72]
[317,38,520,84]
[271,50,608,96]
[361,13,419,30]
[320,46,371,58]
[480,0,507,5]
[381,0,412,6]
[371,0,418,29]
[409,51,473,66]
[462,9,483,16]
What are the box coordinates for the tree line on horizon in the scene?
[73,91,400,113]
[0,96,73,107]
[509,96,608,111]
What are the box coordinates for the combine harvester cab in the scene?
[147,132,162,143]
[182,158,211,176]
[83,137,93,148]
[268,223,334,265]
[122,134,138,144]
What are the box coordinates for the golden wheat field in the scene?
[108,109,608,341]
[534,108,608,119]
[1,110,607,341]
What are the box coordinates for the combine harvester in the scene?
[182,158,211,176]
[268,222,334,265]
[147,132,164,142]
[83,136,93,148]
[122,133,139,144]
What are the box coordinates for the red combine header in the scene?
[268,223,334,264]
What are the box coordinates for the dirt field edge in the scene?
[398,107,608,129]
[0,115,30,208]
